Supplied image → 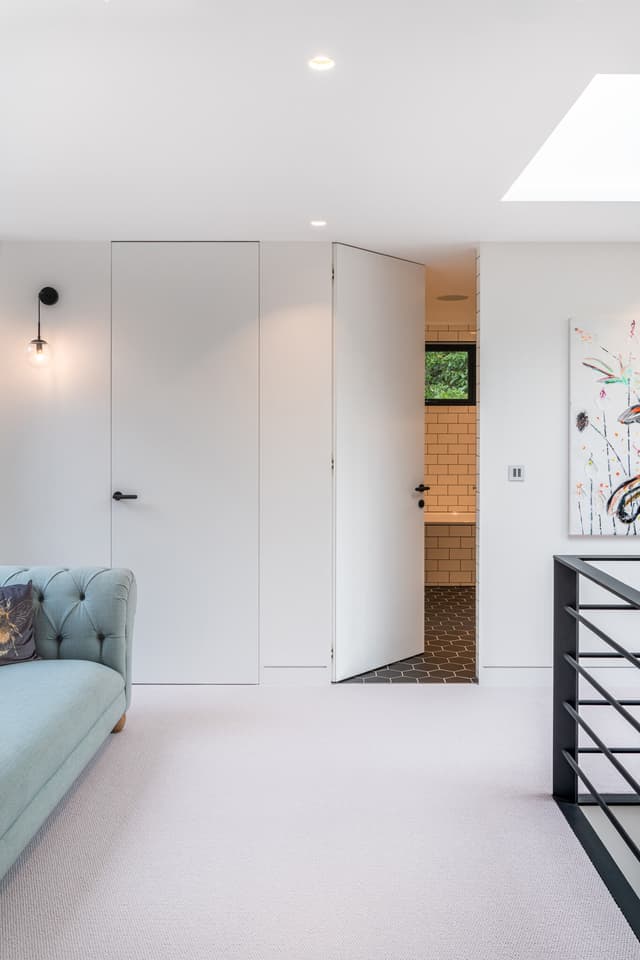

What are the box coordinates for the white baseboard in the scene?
[479,667,552,687]
[260,666,330,686]
[479,665,640,687]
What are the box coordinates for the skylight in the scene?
[502,74,640,201]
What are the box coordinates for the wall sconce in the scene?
[27,287,59,367]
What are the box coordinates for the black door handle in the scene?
[414,484,430,493]
[113,491,138,501]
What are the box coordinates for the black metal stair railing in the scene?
[553,555,640,938]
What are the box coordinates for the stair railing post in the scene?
[553,557,579,802]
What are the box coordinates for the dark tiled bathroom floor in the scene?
[344,585,476,683]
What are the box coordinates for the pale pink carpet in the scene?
[1,685,638,960]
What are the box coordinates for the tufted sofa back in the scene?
[0,566,136,707]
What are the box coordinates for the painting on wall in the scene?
[570,317,640,535]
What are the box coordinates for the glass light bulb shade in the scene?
[27,338,50,367]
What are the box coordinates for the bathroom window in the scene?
[425,342,476,406]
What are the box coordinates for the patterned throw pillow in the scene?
[0,582,38,666]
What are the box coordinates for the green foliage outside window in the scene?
[425,350,469,401]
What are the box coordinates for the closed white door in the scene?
[333,244,425,681]
[111,242,259,683]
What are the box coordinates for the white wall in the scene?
[0,240,335,681]
[259,243,333,682]
[9,239,640,687]
[0,242,111,566]
[479,243,640,684]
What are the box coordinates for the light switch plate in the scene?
[508,465,525,481]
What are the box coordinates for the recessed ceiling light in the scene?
[436,294,468,302]
[308,56,335,72]
[503,74,640,201]
[310,220,327,228]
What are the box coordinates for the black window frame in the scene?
[424,341,477,406]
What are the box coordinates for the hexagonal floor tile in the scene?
[340,586,476,684]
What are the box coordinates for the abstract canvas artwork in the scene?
[570,317,640,535]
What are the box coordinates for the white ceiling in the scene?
[2,0,640,260]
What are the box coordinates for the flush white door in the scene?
[333,244,425,681]
[111,242,259,683]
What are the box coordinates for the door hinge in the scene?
[331,266,335,281]
[331,457,335,470]
[331,647,334,659]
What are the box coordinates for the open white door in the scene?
[333,244,425,681]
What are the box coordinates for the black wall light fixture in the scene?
[27,286,59,367]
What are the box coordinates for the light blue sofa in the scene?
[0,566,136,881]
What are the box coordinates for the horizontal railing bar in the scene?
[565,606,640,671]
[565,655,640,736]
[564,702,640,796]
[579,793,640,805]
[579,652,640,659]
[555,556,640,607]
[559,556,640,562]
[580,699,640,707]
[579,747,640,754]
[563,750,640,862]
[579,604,636,611]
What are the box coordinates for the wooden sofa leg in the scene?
[111,713,126,734]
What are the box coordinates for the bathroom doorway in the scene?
[345,249,478,683]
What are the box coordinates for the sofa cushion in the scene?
[0,567,136,710]
[0,659,125,841]
[0,582,37,666]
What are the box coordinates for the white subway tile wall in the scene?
[424,524,476,585]
[424,264,477,586]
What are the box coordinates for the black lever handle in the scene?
[113,491,138,501]
[414,484,430,493]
